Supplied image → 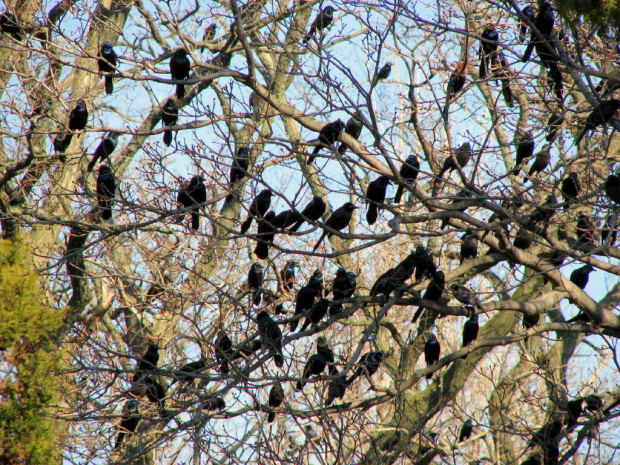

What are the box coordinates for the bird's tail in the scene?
[522,43,534,62]
[240,216,253,234]
[338,143,348,155]
[366,205,378,226]
[274,353,284,368]
[313,232,327,252]
[163,130,172,146]
[267,412,275,423]
[289,219,303,232]
[105,75,114,95]
[176,84,185,99]
[411,306,424,324]
[191,212,200,230]
[501,80,513,107]
[254,241,269,260]
[295,380,304,391]
[252,289,262,306]
[87,157,97,173]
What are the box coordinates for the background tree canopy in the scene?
[0,0,620,464]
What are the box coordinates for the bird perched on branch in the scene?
[88,131,119,172]
[133,343,159,382]
[394,155,420,203]
[411,270,445,323]
[289,196,326,232]
[256,311,283,368]
[253,211,277,259]
[522,2,554,63]
[114,399,139,449]
[176,175,207,230]
[214,331,234,374]
[492,51,513,107]
[303,6,336,44]
[330,267,356,314]
[0,12,22,41]
[249,91,265,122]
[267,384,284,423]
[170,48,190,99]
[345,351,384,385]
[443,62,467,118]
[247,262,264,306]
[462,314,479,355]
[560,172,581,210]
[170,359,207,385]
[605,173,620,205]
[325,371,347,406]
[228,147,250,199]
[574,99,620,146]
[307,120,345,164]
[458,419,473,443]
[450,283,481,310]
[479,24,499,79]
[439,142,472,178]
[296,353,328,391]
[280,260,296,293]
[54,100,88,157]
[98,42,117,95]
[292,273,323,332]
[524,144,550,182]
[518,5,536,43]
[365,175,391,225]
[299,298,330,332]
[424,334,441,379]
[161,97,179,146]
[372,62,392,86]
[513,132,535,175]
[546,110,564,142]
[313,202,358,251]
[338,113,363,155]
[460,230,478,264]
[240,189,273,233]
[96,165,117,221]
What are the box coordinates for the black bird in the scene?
[214,331,234,374]
[519,5,536,43]
[522,2,555,63]
[161,97,179,146]
[411,270,445,324]
[176,175,207,230]
[372,62,392,86]
[303,5,336,44]
[462,314,479,354]
[338,113,363,155]
[171,359,207,385]
[602,214,618,246]
[345,351,384,385]
[492,51,513,107]
[605,173,620,205]
[296,353,327,391]
[228,147,250,197]
[366,175,392,225]
[54,100,88,156]
[439,142,472,178]
[479,24,499,79]
[317,336,335,372]
[458,419,473,443]
[256,311,284,368]
[529,194,557,224]
[514,132,535,175]
[270,209,303,230]
[394,155,420,203]
[133,343,159,382]
[240,189,273,234]
[330,267,355,314]
[443,62,467,118]
[524,145,550,182]
[585,394,603,411]
[325,371,347,406]
[307,119,345,164]
[522,313,540,329]
[0,12,22,41]
[299,298,330,332]
[424,334,441,379]
[248,262,264,306]
[451,283,482,310]
[371,255,416,300]
[267,384,285,423]
[96,165,117,221]
[280,260,296,292]
[88,131,119,172]
[560,172,581,210]
[566,398,584,429]
[313,202,358,251]
[115,399,139,449]
[170,48,190,99]
[202,396,226,411]
[575,99,620,146]
[289,196,326,232]
[576,214,597,245]
[380,431,402,451]
[254,211,277,259]
[460,230,478,264]
[414,245,438,282]
[546,110,564,143]
[98,42,117,95]
[291,275,323,332]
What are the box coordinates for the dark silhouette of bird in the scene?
[492,51,513,107]
[313,202,358,251]
[585,394,603,411]
[171,359,207,385]
[524,145,550,182]
[88,131,119,172]
[291,274,323,331]
[271,209,303,230]
[248,262,264,306]
[394,155,420,203]
[372,62,392,86]
[176,175,207,230]
[479,24,499,78]
[462,314,479,354]
[161,97,179,146]
[133,343,159,382]
[202,396,226,411]
[307,119,345,164]
[380,431,401,451]
[602,214,618,246]
[443,62,467,117]
[424,334,441,379]
[366,175,391,225]
[289,195,326,232]
[296,353,327,391]
[96,165,116,221]
[254,211,277,259]
[240,189,273,233]
[170,48,190,99]
[228,147,250,199]
[338,113,363,154]
[317,336,335,372]
[299,298,330,332]
[129,376,166,412]
[529,194,557,224]
[0,12,22,41]
[514,132,535,175]
[460,230,478,264]
[214,331,234,374]
[325,371,347,406]
[115,399,139,449]
[330,267,355,314]
[545,110,564,143]
[267,383,285,423]
[280,260,296,292]
[303,6,336,44]
[414,245,438,282]
[345,351,384,385]
[249,91,265,122]
[575,99,620,146]
[560,172,581,210]
[98,42,117,95]
[200,23,217,52]
[566,398,584,429]
[411,270,445,324]
[522,2,554,63]
[54,100,88,157]
[605,173,620,205]
[450,283,482,310]
[576,214,597,245]
[371,254,417,300]
[519,5,536,43]
[458,419,473,442]
[439,142,472,178]
[522,312,540,329]
[256,311,283,368]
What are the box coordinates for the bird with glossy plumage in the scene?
[560,172,581,210]
[394,155,420,203]
[227,147,250,200]
[299,298,330,332]
[247,262,264,306]
[296,353,327,391]
[479,24,499,78]
[414,245,438,282]
[214,330,234,374]
[411,270,445,324]
[254,211,277,259]
[176,175,207,230]
[345,351,384,386]
[570,264,594,291]
[325,371,347,406]
[519,5,536,42]
[338,113,363,155]
[450,283,482,310]
[115,399,139,449]
[317,336,336,372]
[291,275,323,331]
[240,189,273,234]
[271,209,303,230]
[88,131,119,172]
[522,2,554,63]
[303,6,336,44]
[96,165,117,221]
[366,175,391,225]
[54,100,88,157]
[161,97,179,146]
[330,267,355,314]
[170,48,190,99]
[460,230,478,264]
[289,195,326,232]
[462,314,479,356]
[98,42,117,95]
[256,311,283,368]
[313,202,358,251]
[307,119,345,164]
[280,260,296,293]
[424,334,441,379]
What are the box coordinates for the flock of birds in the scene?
[3,1,620,462]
